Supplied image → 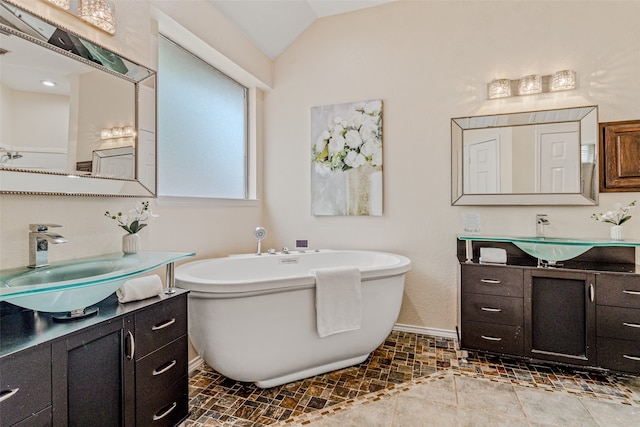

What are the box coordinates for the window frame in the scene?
[154,12,264,206]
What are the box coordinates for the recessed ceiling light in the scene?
[41,80,57,87]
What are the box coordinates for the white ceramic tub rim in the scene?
[175,250,411,298]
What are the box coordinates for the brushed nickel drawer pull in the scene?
[589,283,594,303]
[480,307,502,312]
[623,290,640,296]
[127,330,135,360]
[153,360,177,376]
[623,354,640,362]
[152,318,176,331]
[480,335,502,341]
[623,322,640,329]
[153,401,177,421]
[480,279,502,284]
[0,388,19,403]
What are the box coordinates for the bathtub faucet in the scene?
[254,227,267,255]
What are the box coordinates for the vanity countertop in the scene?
[0,289,189,358]
[457,234,640,247]
[456,238,638,274]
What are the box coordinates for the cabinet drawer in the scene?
[136,335,188,399]
[135,294,187,358]
[461,321,523,355]
[597,305,640,341]
[0,345,51,427]
[596,274,640,308]
[597,337,640,374]
[462,293,523,326]
[461,264,523,297]
[136,375,189,427]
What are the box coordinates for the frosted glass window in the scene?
[158,35,248,199]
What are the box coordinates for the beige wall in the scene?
[1,1,640,339]
[263,0,640,332]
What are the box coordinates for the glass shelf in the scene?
[0,251,195,312]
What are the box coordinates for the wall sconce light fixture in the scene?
[488,70,577,100]
[550,69,577,91]
[101,126,136,140]
[45,0,116,35]
[78,0,116,35]
[518,74,542,95]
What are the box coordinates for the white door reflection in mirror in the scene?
[464,135,500,194]
[463,127,513,194]
[537,123,579,193]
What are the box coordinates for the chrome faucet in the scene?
[536,214,549,238]
[254,227,267,255]
[29,224,67,268]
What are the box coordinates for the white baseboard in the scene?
[393,323,459,340]
[189,355,204,374]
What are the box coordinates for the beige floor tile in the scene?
[392,397,458,427]
[580,398,640,426]
[456,407,529,427]
[402,375,457,406]
[325,397,397,427]
[455,376,525,418]
[515,388,598,426]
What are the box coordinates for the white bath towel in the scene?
[479,247,507,264]
[311,266,362,338]
[116,274,163,303]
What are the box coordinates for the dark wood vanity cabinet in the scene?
[0,344,52,427]
[0,290,190,427]
[595,273,640,373]
[53,316,136,426]
[524,269,596,366]
[461,262,640,374]
[134,295,189,427]
[460,264,524,356]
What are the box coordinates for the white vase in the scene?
[610,225,624,241]
[122,233,140,254]
[346,163,382,216]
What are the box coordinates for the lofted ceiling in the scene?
[208,0,394,59]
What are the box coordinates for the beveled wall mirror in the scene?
[451,105,598,205]
[0,0,156,196]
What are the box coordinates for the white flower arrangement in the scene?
[105,201,158,234]
[312,100,382,174]
[591,200,636,225]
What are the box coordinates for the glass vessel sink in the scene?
[458,235,640,262]
[0,252,194,313]
[511,239,592,261]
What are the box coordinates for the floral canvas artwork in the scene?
[311,99,383,216]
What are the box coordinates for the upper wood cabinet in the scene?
[599,120,640,192]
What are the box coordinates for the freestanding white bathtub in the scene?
[175,250,411,388]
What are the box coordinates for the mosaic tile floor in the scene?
[186,331,640,426]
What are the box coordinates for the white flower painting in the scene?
[311,99,383,216]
